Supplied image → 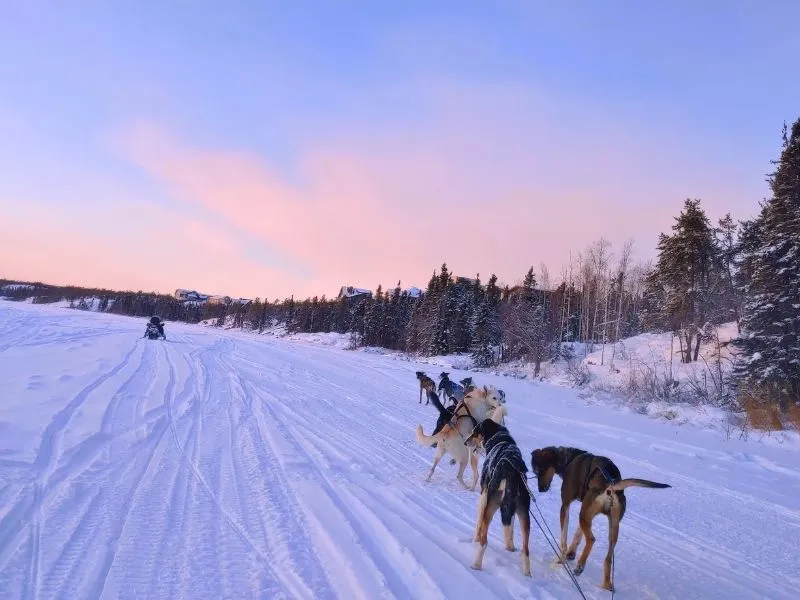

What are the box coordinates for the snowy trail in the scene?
[1,302,798,599]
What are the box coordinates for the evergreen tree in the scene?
[215,305,227,328]
[471,274,502,365]
[734,119,800,406]
[522,267,536,302]
[471,299,495,366]
[430,268,453,355]
[643,199,722,362]
[715,214,741,329]
[449,276,478,353]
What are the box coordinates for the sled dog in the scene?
[415,371,437,404]
[437,372,465,404]
[464,419,531,577]
[530,446,671,591]
[414,386,506,489]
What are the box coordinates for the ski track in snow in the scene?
[1,302,799,600]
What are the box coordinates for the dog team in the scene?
[414,370,671,592]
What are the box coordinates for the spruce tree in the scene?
[522,267,536,302]
[643,199,721,362]
[715,214,741,328]
[734,119,800,406]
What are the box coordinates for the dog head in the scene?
[415,371,426,381]
[464,418,506,450]
[464,385,505,409]
[483,385,506,406]
[530,447,559,493]
[439,371,450,381]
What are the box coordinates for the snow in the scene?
[1,301,799,599]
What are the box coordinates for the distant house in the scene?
[207,295,252,306]
[175,289,209,302]
[505,285,526,301]
[337,286,372,300]
[207,295,232,306]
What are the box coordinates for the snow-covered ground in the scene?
[1,301,799,599]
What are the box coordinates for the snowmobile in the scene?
[144,316,166,340]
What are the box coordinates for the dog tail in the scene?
[415,424,445,447]
[426,390,449,416]
[609,478,671,491]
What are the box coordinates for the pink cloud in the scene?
[5,83,758,300]
[0,191,300,299]
[113,94,721,299]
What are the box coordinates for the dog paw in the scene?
[522,567,531,577]
[573,564,584,576]
[600,582,614,592]
[470,563,482,571]
[449,458,456,465]
[506,545,516,552]
[566,550,576,560]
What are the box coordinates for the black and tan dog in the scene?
[416,371,437,404]
[465,419,531,577]
[530,446,670,591]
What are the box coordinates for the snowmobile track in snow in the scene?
[1,301,799,599]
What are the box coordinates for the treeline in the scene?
[3,119,798,408]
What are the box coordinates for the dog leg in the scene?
[473,490,488,542]
[426,445,445,482]
[517,506,531,577]
[574,509,596,577]
[503,518,516,552]
[468,450,479,491]
[566,524,583,560]
[602,511,619,591]
[472,499,500,570]
[556,502,570,563]
[456,456,470,489]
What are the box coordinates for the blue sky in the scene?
[1,1,798,298]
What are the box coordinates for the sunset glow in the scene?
[2,2,797,299]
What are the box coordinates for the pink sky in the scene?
[1,4,788,300]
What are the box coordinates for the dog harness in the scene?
[563,452,617,500]
[448,400,478,436]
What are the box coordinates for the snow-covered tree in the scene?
[734,119,800,406]
[643,199,722,362]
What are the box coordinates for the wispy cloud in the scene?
[108,81,754,298]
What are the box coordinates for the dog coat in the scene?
[481,430,527,495]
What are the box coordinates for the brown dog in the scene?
[530,446,670,591]
[415,371,437,404]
